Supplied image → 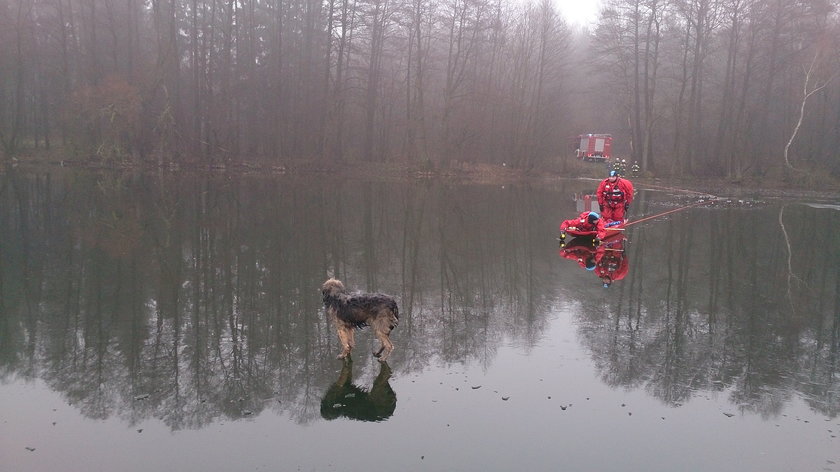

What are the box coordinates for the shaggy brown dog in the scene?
[321,278,399,361]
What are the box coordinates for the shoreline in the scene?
[4,157,839,201]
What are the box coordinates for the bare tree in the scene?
[358,0,393,161]
[783,49,835,172]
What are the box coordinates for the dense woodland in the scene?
[1,0,838,176]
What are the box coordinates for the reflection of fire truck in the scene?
[575,134,612,162]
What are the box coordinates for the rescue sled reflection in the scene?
[558,234,629,288]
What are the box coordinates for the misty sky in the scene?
[556,0,601,25]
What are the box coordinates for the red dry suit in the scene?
[596,176,634,223]
[559,211,607,240]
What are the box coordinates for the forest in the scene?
[0,0,838,177]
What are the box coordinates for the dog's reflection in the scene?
[320,358,396,422]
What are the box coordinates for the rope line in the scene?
[625,198,717,228]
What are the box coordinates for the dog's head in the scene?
[321,278,346,303]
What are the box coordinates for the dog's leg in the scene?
[336,325,352,359]
[347,328,356,354]
[377,334,394,361]
[371,315,386,358]
[372,323,395,361]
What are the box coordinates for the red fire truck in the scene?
[575,134,612,162]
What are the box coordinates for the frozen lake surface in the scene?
[1,172,838,471]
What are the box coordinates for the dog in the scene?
[321,278,399,361]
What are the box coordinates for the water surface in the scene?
[1,171,838,471]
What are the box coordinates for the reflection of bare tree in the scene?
[2,172,838,426]
[0,173,558,429]
[777,205,804,309]
[577,206,840,418]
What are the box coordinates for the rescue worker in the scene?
[597,170,634,223]
[631,161,640,177]
[559,211,607,241]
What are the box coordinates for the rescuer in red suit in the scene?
[559,211,607,240]
[597,170,634,223]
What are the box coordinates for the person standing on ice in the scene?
[597,170,634,223]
